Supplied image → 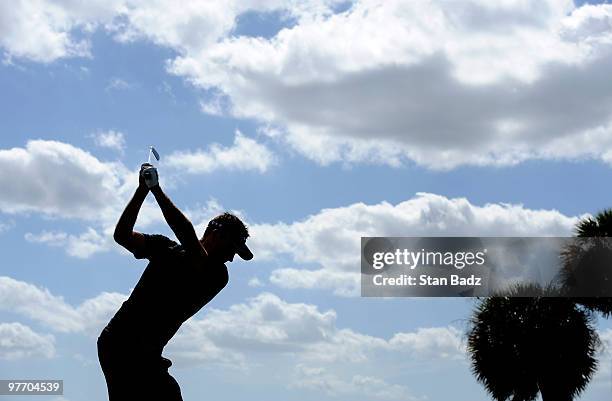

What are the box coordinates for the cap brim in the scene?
[236,242,253,260]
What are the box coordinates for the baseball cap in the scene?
[234,240,253,261]
[209,220,253,260]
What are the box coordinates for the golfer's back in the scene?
[101,233,228,354]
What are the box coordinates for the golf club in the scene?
[148,146,160,164]
[144,146,160,183]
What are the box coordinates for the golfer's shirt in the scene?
[104,234,228,355]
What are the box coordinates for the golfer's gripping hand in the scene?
[140,163,159,189]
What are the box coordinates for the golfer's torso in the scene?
[106,248,228,353]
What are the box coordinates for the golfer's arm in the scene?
[150,186,207,259]
[113,186,148,249]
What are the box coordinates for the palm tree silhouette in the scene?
[467,284,600,401]
[467,210,612,399]
[559,209,612,316]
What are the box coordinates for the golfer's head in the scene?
[202,212,253,263]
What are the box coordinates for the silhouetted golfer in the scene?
[97,163,253,401]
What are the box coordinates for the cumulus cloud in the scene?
[291,364,422,400]
[247,277,264,287]
[0,322,55,360]
[165,130,276,174]
[0,138,262,259]
[168,1,612,169]
[199,95,226,116]
[0,0,92,63]
[1,276,463,399]
[174,292,336,355]
[388,327,465,360]
[3,139,580,274]
[0,276,126,334]
[0,277,466,364]
[25,228,111,259]
[0,140,125,220]
[250,192,580,295]
[5,1,612,169]
[0,0,342,63]
[24,231,69,246]
[163,292,463,399]
[0,139,170,258]
[4,1,612,169]
[167,292,465,367]
[92,130,126,153]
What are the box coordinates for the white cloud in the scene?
[105,77,134,92]
[175,292,337,354]
[5,2,612,169]
[92,130,126,153]
[0,276,463,399]
[600,328,612,355]
[0,322,55,360]
[0,139,170,258]
[0,139,256,259]
[291,365,422,400]
[0,276,126,335]
[25,227,111,259]
[184,199,228,237]
[167,1,612,169]
[163,292,463,400]
[0,0,92,63]
[0,219,14,234]
[65,227,110,258]
[165,130,276,174]
[168,292,465,366]
[199,94,226,116]
[250,192,580,295]
[248,277,264,287]
[162,322,247,369]
[24,231,68,246]
[103,0,346,54]
[3,140,579,274]
[76,290,129,334]
[0,140,125,220]
[589,328,612,388]
[388,327,465,360]
[0,1,342,63]
[0,276,465,364]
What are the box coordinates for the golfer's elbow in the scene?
[113,228,129,246]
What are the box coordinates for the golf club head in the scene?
[151,147,160,161]
[148,146,160,164]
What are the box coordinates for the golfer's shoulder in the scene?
[144,233,178,247]
[151,234,184,258]
[133,233,178,260]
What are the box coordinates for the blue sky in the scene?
[2,1,612,401]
